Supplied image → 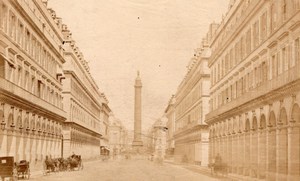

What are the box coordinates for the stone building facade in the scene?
[108,115,127,157]
[61,25,103,159]
[100,97,111,152]
[173,39,211,166]
[206,0,300,180]
[164,95,176,157]
[0,0,65,169]
[147,117,167,159]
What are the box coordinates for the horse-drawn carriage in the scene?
[68,154,83,171]
[43,154,83,175]
[0,156,17,181]
[15,160,30,179]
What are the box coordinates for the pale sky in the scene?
[48,0,230,131]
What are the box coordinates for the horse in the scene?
[58,157,69,171]
[208,162,228,176]
[44,156,56,174]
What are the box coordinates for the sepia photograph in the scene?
[0,0,300,180]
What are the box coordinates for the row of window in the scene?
[215,0,300,53]
[176,82,202,118]
[1,104,62,135]
[71,101,100,131]
[176,104,202,132]
[211,38,300,111]
[70,130,99,145]
[0,1,59,79]
[71,79,100,117]
[5,62,63,109]
[69,57,101,106]
[211,0,300,86]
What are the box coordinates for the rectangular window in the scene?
[282,0,287,21]
[282,47,288,71]
[262,62,268,82]
[253,21,259,48]
[271,3,277,32]
[1,3,8,33]
[249,71,253,89]
[235,42,239,65]
[232,82,236,99]
[246,29,252,55]
[254,67,258,87]
[236,80,241,98]
[242,77,245,94]
[295,38,300,66]
[272,54,277,78]
[37,80,42,98]
[225,53,229,73]
[32,37,36,59]
[296,0,300,10]
[17,67,22,86]
[230,48,234,68]
[260,12,267,42]
[17,21,24,46]
[25,29,30,52]
[241,37,244,59]
[278,52,282,74]
[31,77,35,94]
[25,71,29,90]
[222,59,225,76]
[258,64,262,85]
[218,62,220,80]
[9,11,16,40]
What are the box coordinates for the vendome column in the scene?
[132,71,143,148]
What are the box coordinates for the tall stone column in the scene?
[132,71,143,148]
[288,121,300,181]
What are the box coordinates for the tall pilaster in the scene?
[132,71,143,147]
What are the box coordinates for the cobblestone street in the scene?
[29,157,225,181]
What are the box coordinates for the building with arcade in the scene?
[206,0,300,180]
[0,0,65,170]
[61,24,103,159]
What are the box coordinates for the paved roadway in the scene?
[29,157,225,181]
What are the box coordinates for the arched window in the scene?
[279,108,288,125]
[260,115,266,129]
[291,104,300,122]
[252,117,258,130]
[245,119,250,132]
[269,111,276,126]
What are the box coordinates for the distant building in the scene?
[173,37,211,166]
[108,115,128,157]
[164,95,176,157]
[100,95,111,154]
[0,0,65,170]
[147,117,168,159]
[206,0,300,180]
